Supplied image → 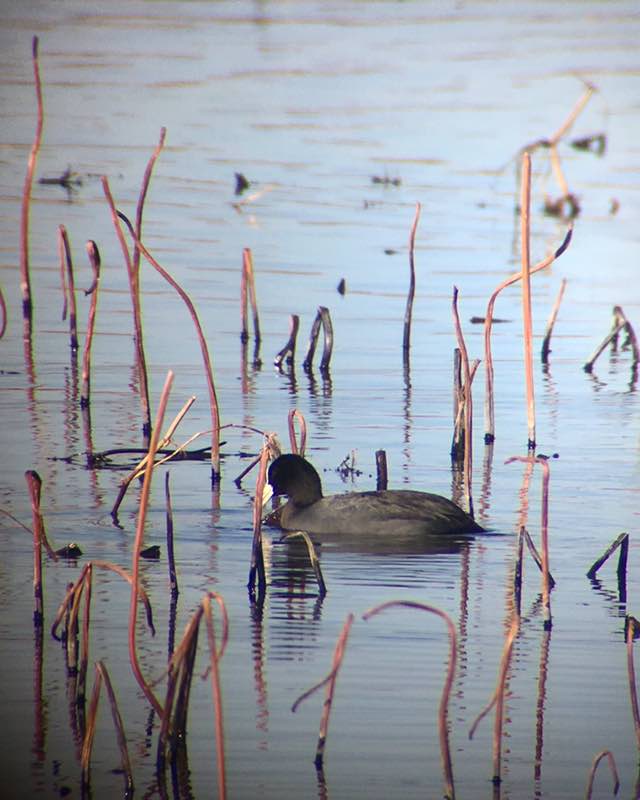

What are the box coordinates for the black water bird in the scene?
[266,454,483,537]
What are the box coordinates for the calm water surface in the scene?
[1,2,640,798]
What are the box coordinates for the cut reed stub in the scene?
[303,307,333,373]
[375,449,388,491]
[240,247,261,344]
[274,313,299,368]
[586,532,629,581]
[584,305,639,374]
[80,240,101,408]
[541,278,567,364]
[58,225,78,351]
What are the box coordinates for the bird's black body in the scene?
[267,454,483,537]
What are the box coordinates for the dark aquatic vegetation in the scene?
[266,453,483,537]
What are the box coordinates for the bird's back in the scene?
[279,489,482,537]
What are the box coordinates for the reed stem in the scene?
[584,750,620,799]
[58,225,78,351]
[292,614,354,769]
[274,314,300,368]
[25,470,45,626]
[483,226,572,442]
[541,278,567,363]
[241,248,261,343]
[363,601,457,800]
[128,371,174,717]
[287,408,307,455]
[520,153,535,449]
[20,36,44,322]
[81,660,134,796]
[101,177,152,439]
[403,202,421,356]
[165,472,178,596]
[80,241,101,408]
[248,444,269,599]
[116,208,222,481]
[451,287,474,517]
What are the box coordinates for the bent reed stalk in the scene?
[288,408,307,455]
[101,177,152,439]
[469,615,519,786]
[584,750,620,799]
[291,613,354,768]
[114,205,222,481]
[363,600,458,800]
[20,36,44,322]
[483,226,573,442]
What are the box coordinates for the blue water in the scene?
[1,2,640,798]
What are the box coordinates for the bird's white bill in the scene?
[261,483,274,506]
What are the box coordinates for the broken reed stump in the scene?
[584,305,639,373]
[375,449,388,490]
[58,225,78,352]
[291,614,355,769]
[101,178,152,440]
[240,247,261,344]
[20,36,44,323]
[586,532,628,602]
[363,601,457,800]
[115,207,222,482]
[303,307,333,373]
[81,660,133,797]
[80,241,101,408]
[402,202,421,361]
[520,152,536,450]
[482,226,572,443]
[541,278,567,364]
[274,313,299,368]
